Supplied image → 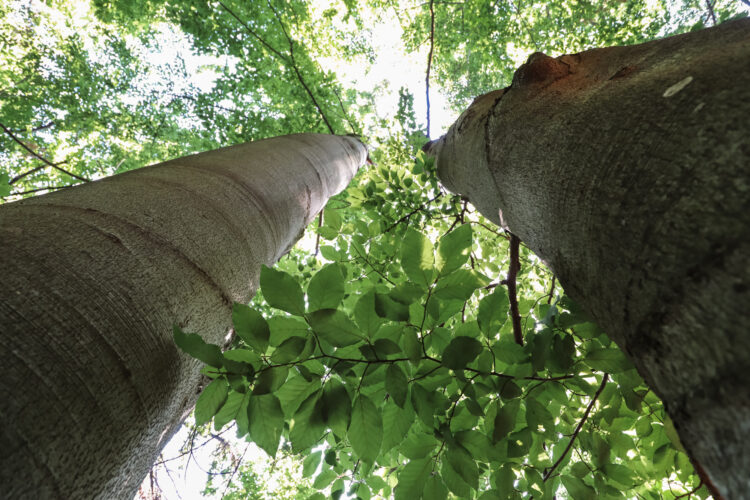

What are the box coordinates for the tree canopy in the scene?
[2,0,748,498]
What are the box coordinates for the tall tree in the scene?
[430,18,750,498]
[0,134,366,498]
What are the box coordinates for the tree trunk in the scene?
[0,134,366,499]
[430,19,750,498]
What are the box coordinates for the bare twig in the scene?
[506,233,524,345]
[9,164,45,184]
[3,185,73,198]
[543,373,609,481]
[384,193,442,233]
[266,0,336,134]
[674,480,704,499]
[425,0,435,138]
[546,275,556,304]
[705,0,717,25]
[0,122,89,183]
[313,210,323,256]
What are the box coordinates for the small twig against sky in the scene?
[383,192,442,232]
[705,0,717,25]
[506,233,524,346]
[313,210,323,256]
[0,122,90,183]
[546,275,556,304]
[543,373,609,481]
[425,0,435,138]
[266,0,337,134]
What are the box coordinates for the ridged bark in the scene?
[0,134,366,499]
[430,20,750,498]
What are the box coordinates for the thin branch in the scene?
[506,233,524,345]
[543,374,609,481]
[3,185,74,198]
[705,0,717,25]
[546,275,556,304]
[217,1,288,61]
[0,122,89,183]
[266,0,336,134]
[313,210,323,256]
[674,480,704,499]
[383,193,442,233]
[425,0,435,138]
[9,164,45,184]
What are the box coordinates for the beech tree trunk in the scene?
[0,134,366,499]
[431,19,750,498]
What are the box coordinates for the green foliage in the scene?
[176,136,708,497]
[4,0,725,497]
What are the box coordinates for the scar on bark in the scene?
[511,52,573,88]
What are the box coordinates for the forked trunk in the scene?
[0,134,366,498]
[431,19,750,498]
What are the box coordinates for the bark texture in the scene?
[430,19,750,498]
[0,134,366,499]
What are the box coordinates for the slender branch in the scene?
[266,0,336,134]
[0,122,89,183]
[9,164,45,184]
[383,193,442,233]
[506,233,524,345]
[217,1,288,61]
[313,210,323,256]
[674,480,704,499]
[546,275,556,304]
[330,85,359,134]
[543,374,609,481]
[705,0,717,25]
[425,0,435,138]
[3,185,73,198]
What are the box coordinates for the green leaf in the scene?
[400,229,435,287]
[195,377,229,426]
[270,336,307,363]
[354,290,384,336]
[442,336,483,370]
[386,363,409,408]
[307,263,345,312]
[289,391,325,452]
[317,378,352,438]
[382,399,415,453]
[323,206,342,231]
[423,474,449,500]
[602,463,635,487]
[569,462,591,479]
[374,292,410,321]
[441,456,472,497]
[232,304,269,353]
[214,391,245,431]
[635,417,653,438]
[252,366,289,395]
[260,265,305,316]
[401,431,438,459]
[308,309,363,347]
[302,450,322,478]
[584,348,633,373]
[446,443,479,489]
[348,394,383,464]
[401,327,423,363]
[561,475,597,500]
[173,326,224,368]
[268,316,309,346]
[248,394,284,456]
[437,223,472,275]
[0,172,11,197]
[433,269,488,301]
[394,458,432,500]
[478,287,509,336]
[489,400,519,443]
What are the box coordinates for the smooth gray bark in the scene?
[0,134,366,499]
[431,19,750,498]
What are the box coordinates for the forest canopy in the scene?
[1,0,748,498]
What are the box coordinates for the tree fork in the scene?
[0,134,366,498]
[429,19,750,498]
